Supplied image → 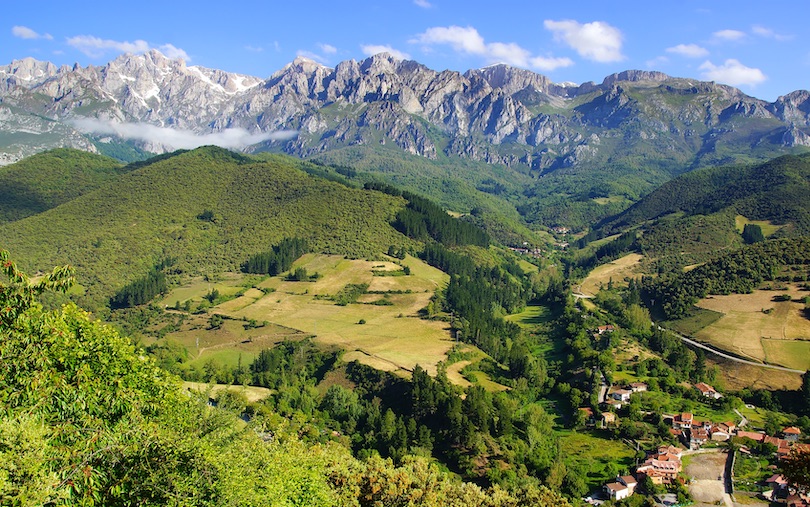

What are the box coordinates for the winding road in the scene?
[659,326,805,374]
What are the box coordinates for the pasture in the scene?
[161,254,465,379]
[579,253,644,296]
[557,429,636,490]
[694,285,810,369]
[505,303,554,328]
[734,215,784,237]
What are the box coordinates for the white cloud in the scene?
[296,50,329,64]
[712,29,746,42]
[66,34,189,61]
[12,26,53,40]
[245,45,264,53]
[412,25,573,71]
[158,44,189,61]
[699,59,766,86]
[360,44,411,60]
[318,43,337,54]
[752,25,792,41]
[646,56,669,68]
[71,118,297,150]
[666,43,708,58]
[544,19,624,63]
[529,55,575,72]
[414,0,432,7]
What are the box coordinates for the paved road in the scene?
[658,326,805,374]
[734,408,748,428]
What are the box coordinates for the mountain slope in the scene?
[603,152,810,235]
[0,146,413,307]
[0,148,125,223]
[3,51,810,228]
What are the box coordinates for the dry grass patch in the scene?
[579,253,643,296]
[694,286,810,366]
[445,360,473,388]
[182,382,273,403]
[707,357,802,391]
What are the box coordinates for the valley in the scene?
[2,52,810,507]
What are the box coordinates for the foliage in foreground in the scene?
[0,251,570,506]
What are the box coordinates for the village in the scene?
[580,377,810,506]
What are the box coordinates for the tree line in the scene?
[642,237,810,319]
[241,237,309,275]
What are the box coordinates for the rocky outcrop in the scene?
[1,50,809,170]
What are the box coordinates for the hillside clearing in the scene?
[579,253,644,296]
[159,254,460,379]
[693,285,810,368]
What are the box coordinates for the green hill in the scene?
[0,148,126,223]
[602,152,810,235]
[0,146,414,308]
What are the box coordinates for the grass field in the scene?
[579,253,644,296]
[505,303,554,328]
[694,286,810,368]
[706,357,802,391]
[735,215,784,237]
[160,254,463,379]
[182,381,273,403]
[557,429,636,490]
[666,308,724,336]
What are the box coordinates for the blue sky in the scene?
[4,0,808,101]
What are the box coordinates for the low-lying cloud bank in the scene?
[71,118,297,150]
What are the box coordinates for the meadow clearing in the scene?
[579,253,644,296]
[158,254,491,381]
[694,285,810,371]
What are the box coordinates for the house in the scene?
[692,419,712,431]
[787,493,810,507]
[763,475,790,503]
[736,431,766,442]
[695,382,722,399]
[604,482,631,501]
[619,475,638,495]
[629,382,648,393]
[601,411,617,427]
[605,399,624,410]
[690,427,709,449]
[656,445,683,460]
[784,427,802,442]
[597,325,615,335]
[579,407,595,426]
[672,412,693,430]
[637,458,680,485]
[611,388,632,402]
[710,425,731,441]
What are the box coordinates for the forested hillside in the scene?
[602,153,810,235]
[0,147,414,309]
[0,148,125,223]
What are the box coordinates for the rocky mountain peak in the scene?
[465,64,553,97]
[0,57,59,87]
[601,70,670,87]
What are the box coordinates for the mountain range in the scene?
[3,49,810,228]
